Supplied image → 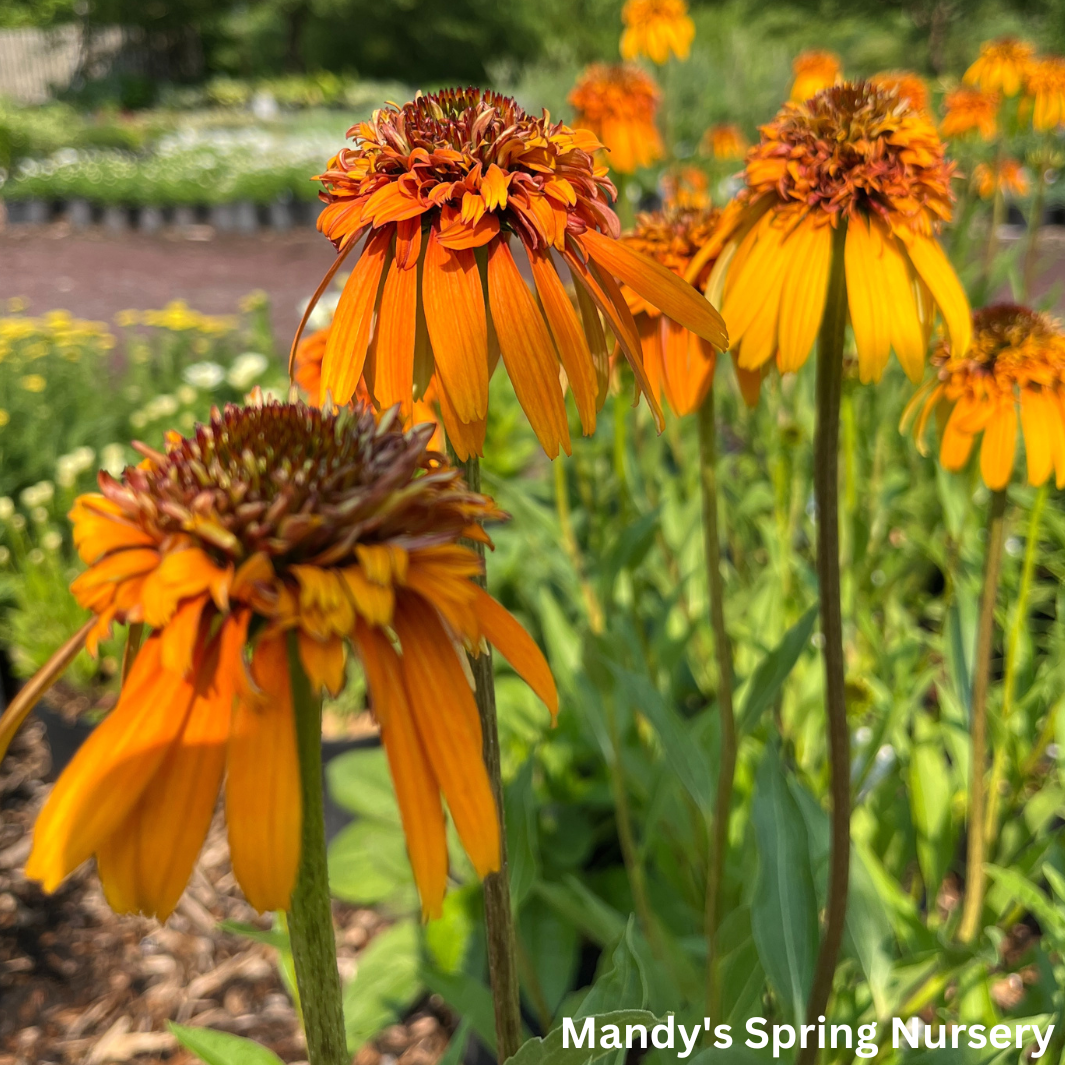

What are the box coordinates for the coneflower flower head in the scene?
[569,64,665,175]
[620,0,696,64]
[1024,57,1065,131]
[789,50,842,103]
[964,37,1035,97]
[710,80,970,383]
[24,396,558,920]
[941,87,1000,140]
[905,305,1065,490]
[973,158,1029,200]
[871,70,930,113]
[621,205,760,412]
[701,122,747,160]
[306,88,724,460]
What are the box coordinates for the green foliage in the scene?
[168,1024,284,1065]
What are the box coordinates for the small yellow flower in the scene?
[0,409,9,427]
[620,0,695,64]
[21,374,47,393]
[239,290,269,313]
[964,37,1035,97]
[7,297,28,314]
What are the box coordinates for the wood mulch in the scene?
[0,720,454,1065]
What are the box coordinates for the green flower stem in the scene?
[449,449,523,1063]
[286,632,348,1065]
[555,457,605,634]
[1022,158,1049,302]
[985,483,1047,845]
[958,488,1008,945]
[696,384,736,1026]
[796,220,850,1065]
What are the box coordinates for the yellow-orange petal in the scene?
[845,215,891,383]
[777,217,832,373]
[904,233,972,358]
[322,225,392,405]
[160,593,209,677]
[580,227,728,351]
[140,547,232,628]
[355,621,449,919]
[391,596,500,880]
[26,638,193,894]
[486,237,571,459]
[939,402,975,471]
[226,634,301,912]
[528,244,598,434]
[70,495,156,565]
[298,630,346,696]
[980,401,1017,489]
[472,587,558,720]
[340,565,395,627]
[1019,388,1053,486]
[373,218,421,421]
[422,226,489,423]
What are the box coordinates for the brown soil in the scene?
[0,225,337,349]
[0,721,452,1065]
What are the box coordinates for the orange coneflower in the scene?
[965,37,1035,97]
[294,325,445,452]
[303,88,722,461]
[973,158,1029,200]
[661,166,711,209]
[940,87,1000,140]
[701,122,747,161]
[15,397,558,921]
[620,0,695,64]
[789,50,842,102]
[708,80,969,384]
[569,64,666,176]
[619,205,760,414]
[1024,57,1065,131]
[871,70,930,113]
[905,305,1065,490]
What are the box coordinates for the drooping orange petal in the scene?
[731,352,763,408]
[1019,389,1053,486]
[661,321,715,417]
[579,228,728,351]
[226,633,301,912]
[845,215,892,384]
[297,631,346,696]
[160,593,209,677]
[70,496,156,565]
[572,272,610,409]
[433,374,487,462]
[140,547,233,628]
[355,621,449,919]
[486,237,571,459]
[25,638,193,893]
[391,596,500,879]
[777,216,832,373]
[373,219,421,420]
[340,565,396,627]
[527,244,598,434]
[472,587,558,720]
[422,226,489,423]
[980,401,1017,490]
[322,225,392,405]
[904,233,972,358]
[939,402,976,471]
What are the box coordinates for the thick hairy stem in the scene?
[286,634,348,1065]
[449,449,523,1062]
[797,221,849,1065]
[986,483,1046,844]
[959,488,1008,944]
[697,386,736,1025]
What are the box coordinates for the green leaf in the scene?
[343,919,422,1050]
[168,1024,284,1065]
[425,884,476,975]
[507,757,541,907]
[599,509,660,596]
[423,966,500,1055]
[326,747,401,824]
[533,876,627,948]
[749,743,818,1026]
[327,818,417,910]
[504,1010,658,1065]
[576,917,649,1019]
[909,712,952,896]
[217,920,288,951]
[738,605,818,735]
[437,1019,473,1065]
[985,865,1065,945]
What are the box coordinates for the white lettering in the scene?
[652,1015,675,1050]
[625,1025,647,1049]
[714,1024,733,1049]
[856,1024,877,1058]
[894,1018,920,1049]
[1032,1025,1055,1058]
[773,1025,796,1058]
[991,1025,1012,1049]
[746,1018,768,1049]
[562,1018,594,1049]
[677,1024,701,1058]
[968,1025,987,1048]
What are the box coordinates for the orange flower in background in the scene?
[9,400,558,921]
[569,64,665,176]
[789,50,842,102]
[1025,57,1065,131]
[620,0,695,64]
[661,166,710,209]
[702,122,747,160]
[940,87,999,140]
[294,325,445,452]
[964,37,1034,97]
[620,206,761,413]
[905,305,1065,489]
[973,158,1029,200]
[306,89,724,461]
[871,70,929,113]
[709,81,969,384]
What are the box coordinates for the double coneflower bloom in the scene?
[870,71,929,113]
[709,81,970,383]
[973,158,1029,200]
[965,37,1034,97]
[305,88,723,460]
[19,398,557,920]
[941,87,1000,141]
[620,205,759,413]
[701,123,747,161]
[569,65,665,176]
[905,305,1065,490]
[1025,57,1065,131]
[619,0,695,64]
